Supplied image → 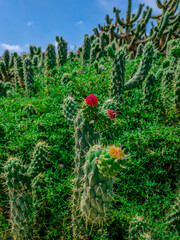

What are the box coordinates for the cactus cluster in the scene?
[3,142,49,240]
[45,43,56,74]
[82,34,91,64]
[23,57,35,94]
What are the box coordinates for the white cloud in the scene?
[27,21,33,27]
[25,43,29,48]
[1,43,22,52]
[75,21,83,25]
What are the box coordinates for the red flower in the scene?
[115,23,117,26]
[77,50,80,54]
[85,94,98,106]
[107,110,116,120]
[107,34,109,36]
[102,30,104,32]
[172,9,175,12]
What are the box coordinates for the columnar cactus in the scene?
[3,142,49,240]
[45,43,56,72]
[165,189,180,232]
[174,62,180,115]
[80,145,113,222]
[110,42,153,101]
[29,45,41,59]
[129,216,148,240]
[0,50,14,83]
[97,33,106,59]
[4,158,33,240]
[161,68,175,112]
[14,55,24,88]
[61,73,71,85]
[136,43,143,58]
[23,57,35,94]
[56,36,68,66]
[0,81,7,97]
[63,94,117,239]
[82,34,91,64]
[143,73,156,105]
[128,52,134,61]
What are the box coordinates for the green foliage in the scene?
[0,81,7,97]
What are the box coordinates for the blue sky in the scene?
[0,0,176,55]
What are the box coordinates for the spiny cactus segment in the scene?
[80,145,113,222]
[129,216,148,240]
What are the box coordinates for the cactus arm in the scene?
[27,142,49,179]
[115,9,125,27]
[63,97,78,126]
[92,28,100,38]
[131,4,144,23]
[126,0,132,24]
[156,0,164,9]
[160,28,173,52]
[174,63,180,114]
[168,12,180,25]
[124,42,154,90]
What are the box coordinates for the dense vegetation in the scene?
[0,0,180,239]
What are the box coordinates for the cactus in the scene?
[3,142,49,240]
[93,1,152,54]
[143,73,156,105]
[161,68,175,112]
[174,62,180,115]
[63,97,78,125]
[82,34,91,64]
[45,43,56,73]
[0,81,7,97]
[32,55,39,69]
[23,57,35,94]
[14,55,24,88]
[110,42,153,101]
[128,52,134,61]
[110,48,125,100]
[80,145,113,222]
[162,59,170,68]
[97,145,128,177]
[29,45,41,59]
[61,73,71,85]
[4,157,33,240]
[165,189,180,232]
[136,43,143,58]
[56,36,67,66]
[129,216,148,240]
[63,94,116,239]
[171,45,180,59]
[151,0,179,22]
[96,33,106,59]
[0,50,14,83]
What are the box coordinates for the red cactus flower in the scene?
[85,94,98,106]
[107,110,116,120]
[172,9,175,12]
[77,50,80,54]
[115,23,117,26]
[107,34,109,36]
[102,30,104,32]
